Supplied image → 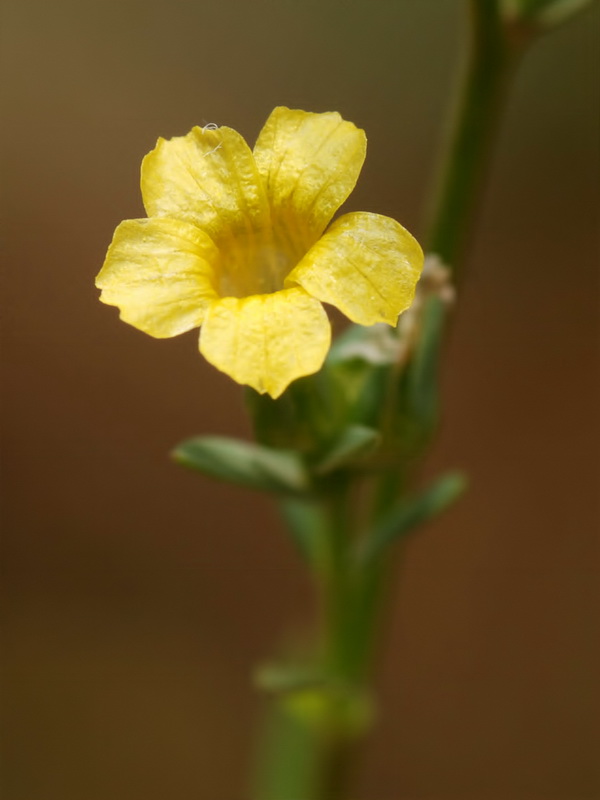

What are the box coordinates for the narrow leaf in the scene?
[361,471,467,563]
[172,436,309,495]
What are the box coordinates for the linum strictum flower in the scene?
[96,107,424,398]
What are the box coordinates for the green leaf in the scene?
[313,425,380,475]
[360,471,468,563]
[172,436,309,495]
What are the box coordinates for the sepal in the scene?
[404,294,445,432]
[313,425,380,476]
[246,364,348,451]
[328,322,401,367]
[326,323,397,430]
[391,294,446,454]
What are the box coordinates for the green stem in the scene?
[426,0,523,274]
[322,482,351,676]
[252,484,360,800]
[316,479,359,800]
[312,0,530,793]
[254,4,533,799]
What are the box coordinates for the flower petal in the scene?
[141,125,270,244]
[253,107,366,249]
[286,212,424,326]
[199,288,331,398]
[96,217,219,337]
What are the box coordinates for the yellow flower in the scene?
[96,107,424,398]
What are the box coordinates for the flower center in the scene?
[216,226,306,299]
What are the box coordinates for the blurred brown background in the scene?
[2,1,599,798]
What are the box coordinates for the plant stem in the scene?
[426,0,523,274]
[254,4,532,798]
[316,480,358,800]
[313,2,529,796]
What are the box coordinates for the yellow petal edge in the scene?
[286,212,424,326]
[141,125,270,245]
[253,107,367,251]
[199,288,331,398]
[96,217,219,337]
